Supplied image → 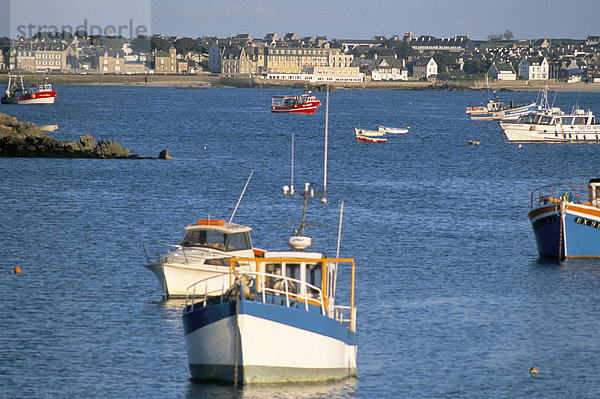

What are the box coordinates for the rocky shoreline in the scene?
[0,113,165,159]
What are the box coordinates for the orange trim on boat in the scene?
[197,219,226,226]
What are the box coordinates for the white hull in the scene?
[18,96,56,105]
[354,127,384,137]
[378,126,409,134]
[146,261,252,298]
[184,307,357,383]
[500,122,600,142]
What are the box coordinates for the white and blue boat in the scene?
[529,179,600,258]
[182,249,357,384]
[470,101,537,121]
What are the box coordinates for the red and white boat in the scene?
[357,135,387,143]
[2,74,57,105]
[271,92,321,114]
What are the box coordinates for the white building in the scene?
[411,57,438,79]
[518,56,549,80]
[371,55,408,81]
[487,62,517,80]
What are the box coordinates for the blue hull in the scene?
[529,205,600,258]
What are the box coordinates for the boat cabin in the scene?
[589,179,600,207]
[516,110,597,126]
[35,83,53,93]
[260,251,324,299]
[180,219,253,252]
[271,95,299,107]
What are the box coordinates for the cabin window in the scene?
[180,230,227,250]
[574,117,587,125]
[540,116,552,125]
[532,115,542,124]
[307,262,322,288]
[226,232,251,251]
[562,117,574,125]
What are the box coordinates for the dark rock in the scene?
[158,149,173,160]
[79,134,95,150]
[0,112,150,159]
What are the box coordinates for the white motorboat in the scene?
[354,127,384,137]
[499,107,600,142]
[378,125,410,134]
[144,219,262,298]
[39,124,58,132]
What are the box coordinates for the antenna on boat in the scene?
[229,170,253,224]
[290,134,295,194]
[283,182,324,250]
[329,201,345,306]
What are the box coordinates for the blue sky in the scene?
[2,0,599,40]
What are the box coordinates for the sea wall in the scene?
[1,73,599,92]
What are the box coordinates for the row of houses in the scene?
[4,36,190,75]
[3,32,600,82]
[211,43,363,82]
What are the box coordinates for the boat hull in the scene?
[357,135,386,143]
[183,300,357,384]
[500,122,600,142]
[378,126,409,134]
[146,261,251,298]
[529,203,600,258]
[471,103,536,121]
[271,101,320,114]
[2,90,57,105]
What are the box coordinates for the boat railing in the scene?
[184,256,356,332]
[144,244,250,266]
[184,270,326,315]
[531,183,593,208]
[184,274,234,311]
[333,305,357,329]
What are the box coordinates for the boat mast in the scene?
[229,170,254,224]
[323,85,329,196]
[291,134,295,194]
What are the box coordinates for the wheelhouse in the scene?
[180,221,252,252]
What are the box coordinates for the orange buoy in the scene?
[11,266,21,274]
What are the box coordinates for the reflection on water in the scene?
[185,378,357,399]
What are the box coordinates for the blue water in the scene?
[2,85,600,398]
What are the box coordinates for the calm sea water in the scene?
[2,85,600,398]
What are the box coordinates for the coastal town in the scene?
[1,31,600,86]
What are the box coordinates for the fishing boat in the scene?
[499,107,600,142]
[467,75,536,121]
[1,74,57,105]
[470,101,537,121]
[466,99,504,116]
[356,135,387,143]
[271,92,321,114]
[378,125,410,134]
[182,186,357,384]
[529,179,600,258]
[144,218,262,298]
